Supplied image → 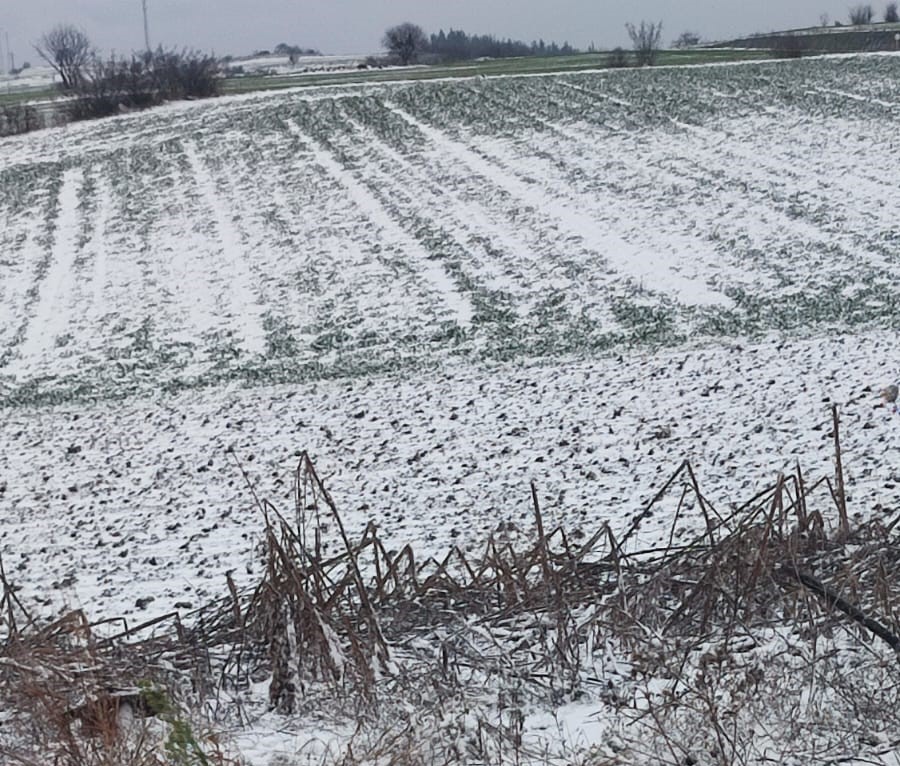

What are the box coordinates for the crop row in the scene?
[2,55,900,405]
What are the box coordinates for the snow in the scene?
[3,52,900,765]
[181,141,268,356]
[230,53,374,74]
[385,100,732,309]
[286,121,474,329]
[1,330,897,622]
[10,167,84,378]
[0,65,56,92]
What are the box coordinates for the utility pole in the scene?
[142,0,151,52]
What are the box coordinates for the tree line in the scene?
[382,23,578,65]
[382,21,676,67]
[426,29,577,61]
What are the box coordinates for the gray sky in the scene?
[0,1,882,65]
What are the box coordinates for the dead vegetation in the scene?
[4,405,900,764]
[0,582,238,765]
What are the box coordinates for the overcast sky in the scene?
[0,1,886,65]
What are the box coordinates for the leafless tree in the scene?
[382,22,427,65]
[34,24,94,91]
[886,2,900,21]
[673,31,701,48]
[849,4,875,23]
[626,21,663,66]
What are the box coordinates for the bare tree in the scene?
[626,21,663,66]
[849,4,875,23]
[673,31,701,48]
[886,2,900,21]
[34,24,94,91]
[382,22,427,65]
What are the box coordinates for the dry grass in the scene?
[5,406,900,765]
[0,580,241,764]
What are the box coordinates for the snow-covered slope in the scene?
[4,59,900,764]
[2,55,900,407]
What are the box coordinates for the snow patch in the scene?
[12,168,84,377]
[286,121,474,329]
[384,101,732,309]
[182,141,268,356]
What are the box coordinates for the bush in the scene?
[673,30,702,48]
[146,48,220,100]
[0,606,240,766]
[0,102,42,137]
[606,47,630,67]
[70,47,220,121]
[69,56,161,120]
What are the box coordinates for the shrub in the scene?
[0,102,42,137]
[70,47,220,121]
[673,31,702,48]
[145,47,220,100]
[606,47,630,67]
[69,56,160,120]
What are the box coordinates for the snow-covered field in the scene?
[3,55,900,406]
[227,52,374,75]
[0,64,56,93]
[2,329,899,620]
[3,53,900,763]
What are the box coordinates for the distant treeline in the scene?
[425,29,578,61]
[273,43,322,57]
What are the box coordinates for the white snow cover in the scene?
[1,330,897,621]
[3,52,900,764]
